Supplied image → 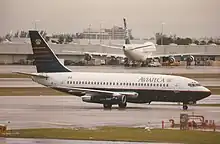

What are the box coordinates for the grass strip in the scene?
[3,127,220,144]
[0,87,68,96]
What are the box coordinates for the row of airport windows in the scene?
[67,81,169,87]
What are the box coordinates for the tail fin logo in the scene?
[35,39,41,45]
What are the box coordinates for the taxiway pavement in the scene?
[0,96,219,130]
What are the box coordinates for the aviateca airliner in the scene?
[16,31,211,110]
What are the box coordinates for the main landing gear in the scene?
[103,103,127,109]
[183,104,188,110]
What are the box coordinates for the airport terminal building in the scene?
[0,41,220,66]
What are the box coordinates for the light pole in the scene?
[100,23,102,44]
[34,20,40,30]
[161,22,165,45]
[88,24,91,44]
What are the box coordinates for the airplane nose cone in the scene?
[203,87,211,98]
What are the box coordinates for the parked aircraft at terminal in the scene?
[64,18,199,67]
[101,18,200,67]
[16,30,211,110]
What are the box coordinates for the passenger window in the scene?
[94,82,96,85]
[85,81,87,84]
[157,84,159,87]
[123,83,126,85]
[120,83,122,85]
[144,83,146,86]
[103,82,105,85]
[70,81,72,84]
[160,84,162,87]
[163,84,165,87]
[141,83,143,86]
[150,83,152,86]
[147,83,149,86]
[97,82,99,85]
[91,82,93,84]
[106,82,108,85]
[135,83,137,86]
[113,82,115,85]
[67,81,69,84]
[166,84,168,87]
[153,84,155,86]
[82,81,84,84]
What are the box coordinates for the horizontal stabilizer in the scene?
[14,72,48,78]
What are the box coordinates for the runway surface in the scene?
[1,77,220,87]
[0,96,219,130]
[0,65,220,74]
[0,138,175,144]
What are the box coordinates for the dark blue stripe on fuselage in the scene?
[53,87,210,104]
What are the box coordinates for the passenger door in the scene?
[174,82,180,94]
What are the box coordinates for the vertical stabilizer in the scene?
[123,18,131,44]
[29,30,71,73]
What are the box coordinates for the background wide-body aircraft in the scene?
[16,30,211,110]
[65,18,200,67]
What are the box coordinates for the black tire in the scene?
[118,103,127,109]
[183,105,188,110]
[103,104,112,109]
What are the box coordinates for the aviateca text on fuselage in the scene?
[16,31,211,110]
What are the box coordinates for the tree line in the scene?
[155,33,220,45]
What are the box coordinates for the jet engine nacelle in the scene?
[186,55,194,62]
[81,94,126,104]
[168,56,175,63]
[84,53,93,61]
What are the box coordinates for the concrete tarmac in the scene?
[0,96,219,130]
[1,78,220,87]
[0,65,220,74]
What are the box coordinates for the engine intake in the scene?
[84,53,93,61]
[186,55,194,62]
[168,56,175,63]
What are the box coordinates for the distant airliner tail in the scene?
[29,30,71,73]
[123,18,131,45]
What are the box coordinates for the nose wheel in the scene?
[183,104,188,110]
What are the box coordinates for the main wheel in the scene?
[183,104,188,110]
[103,104,112,109]
[118,103,127,109]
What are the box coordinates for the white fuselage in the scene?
[32,72,209,94]
[123,42,156,61]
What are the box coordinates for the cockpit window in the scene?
[188,82,201,87]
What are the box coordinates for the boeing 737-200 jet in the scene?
[16,31,211,110]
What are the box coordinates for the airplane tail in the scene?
[123,18,131,45]
[29,30,71,73]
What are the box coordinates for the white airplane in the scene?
[16,30,211,110]
[102,18,197,67]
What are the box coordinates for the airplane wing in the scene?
[62,50,125,58]
[100,44,122,49]
[148,53,203,58]
[51,86,138,98]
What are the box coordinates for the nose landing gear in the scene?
[183,104,188,110]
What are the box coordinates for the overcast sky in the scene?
[0,0,219,38]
